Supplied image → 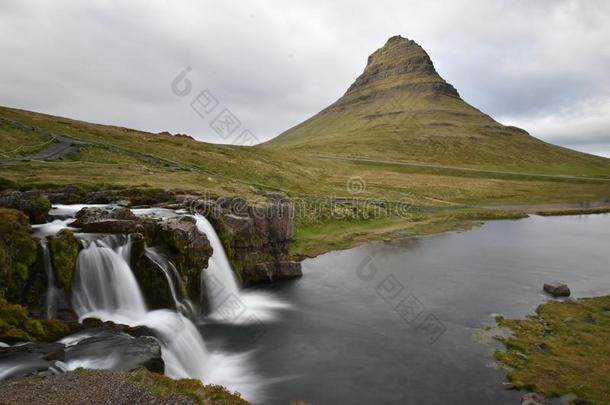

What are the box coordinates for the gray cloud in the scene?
[1,0,609,156]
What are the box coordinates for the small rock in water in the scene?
[543,282,571,297]
[521,392,549,405]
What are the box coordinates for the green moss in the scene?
[128,368,249,404]
[0,296,80,343]
[495,296,610,404]
[47,229,81,292]
[0,207,39,300]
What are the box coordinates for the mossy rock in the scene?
[0,296,80,344]
[48,229,82,292]
[0,207,39,301]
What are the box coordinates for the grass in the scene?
[261,37,610,177]
[128,368,249,404]
[1,103,609,258]
[495,296,610,404]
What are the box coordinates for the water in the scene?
[70,232,261,400]
[40,242,60,319]
[194,214,291,323]
[144,246,196,316]
[193,214,240,311]
[209,214,610,405]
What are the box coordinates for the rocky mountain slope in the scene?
[262,36,610,174]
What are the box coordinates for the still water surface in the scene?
[204,214,610,404]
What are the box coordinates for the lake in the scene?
[202,214,610,404]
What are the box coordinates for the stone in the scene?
[543,282,570,297]
[71,207,155,236]
[0,342,66,379]
[521,393,549,405]
[0,190,51,224]
[65,333,164,374]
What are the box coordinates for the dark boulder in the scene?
[543,282,570,297]
[65,332,164,374]
[0,342,65,380]
[520,392,549,405]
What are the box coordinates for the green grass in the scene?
[1,103,610,258]
[128,368,249,404]
[495,296,610,404]
[261,37,610,177]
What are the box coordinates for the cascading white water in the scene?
[40,242,60,319]
[193,214,240,311]
[70,233,258,399]
[31,218,76,319]
[144,247,196,317]
[194,214,291,323]
[72,235,146,318]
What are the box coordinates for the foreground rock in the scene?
[1,321,165,379]
[543,282,570,297]
[65,334,164,374]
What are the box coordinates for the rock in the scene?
[47,229,81,292]
[521,393,549,405]
[534,342,547,352]
[205,198,301,285]
[65,333,164,373]
[158,216,212,269]
[543,282,571,297]
[0,342,66,379]
[0,190,51,224]
[255,261,303,281]
[44,187,85,205]
[72,206,138,226]
[71,207,155,235]
[154,215,212,302]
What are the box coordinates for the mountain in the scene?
[261,36,609,175]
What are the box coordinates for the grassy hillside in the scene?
[262,36,610,177]
[2,104,610,257]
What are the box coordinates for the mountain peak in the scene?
[343,35,458,99]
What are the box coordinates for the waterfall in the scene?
[194,214,290,323]
[40,241,60,319]
[193,214,240,310]
[72,235,146,319]
[144,247,196,317]
[69,234,226,392]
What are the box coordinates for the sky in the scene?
[1,0,609,157]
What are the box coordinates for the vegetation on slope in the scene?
[495,296,610,404]
[262,36,610,177]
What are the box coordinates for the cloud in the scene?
[0,0,609,156]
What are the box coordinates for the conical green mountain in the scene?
[262,36,609,176]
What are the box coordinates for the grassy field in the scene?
[1,104,610,257]
[495,296,610,404]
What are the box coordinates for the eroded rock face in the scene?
[0,191,51,224]
[543,282,571,297]
[197,196,302,285]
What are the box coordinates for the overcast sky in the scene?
[1,0,609,157]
